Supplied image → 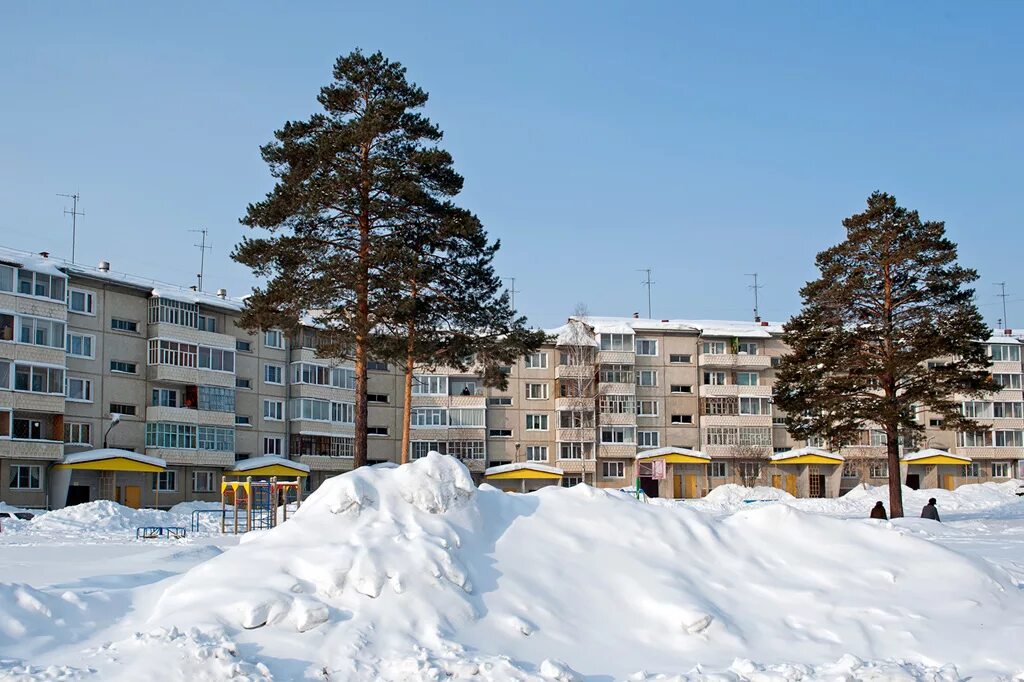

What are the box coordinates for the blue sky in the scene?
[1,2,1021,329]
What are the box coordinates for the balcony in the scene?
[599,412,637,426]
[699,353,773,369]
[596,350,634,364]
[557,428,595,442]
[145,448,235,467]
[701,384,773,397]
[555,364,593,380]
[145,405,235,427]
[298,454,355,472]
[148,322,237,351]
[598,443,637,458]
[598,382,636,396]
[5,439,63,461]
[555,396,595,412]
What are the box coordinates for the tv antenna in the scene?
[190,228,212,292]
[637,268,654,318]
[502,277,520,311]
[747,273,763,321]
[995,282,1008,330]
[57,192,84,263]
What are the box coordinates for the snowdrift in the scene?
[151,455,1024,679]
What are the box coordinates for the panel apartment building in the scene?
[1,245,1021,509]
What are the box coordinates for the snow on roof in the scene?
[634,447,710,460]
[770,446,843,461]
[60,448,167,469]
[985,333,1020,345]
[229,456,311,473]
[901,448,971,463]
[0,246,67,278]
[547,321,599,347]
[550,315,783,338]
[484,462,564,477]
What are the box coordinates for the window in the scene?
[771,357,782,368]
[870,461,888,478]
[559,442,584,460]
[236,339,252,352]
[154,471,177,492]
[146,422,197,449]
[410,441,443,459]
[526,414,549,431]
[994,430,1023,447]
[600,426,635,444]
[740,462,761,479]
[197,315,217,333]
[197,426,235,452]
[236,377,252,389]
[993,373,1022,390]
[110,403,136,416]
[18,315,65,349]
[600,364,633,384]
[286,364,357,389]
[739,397,772,416]
[637,430,660,448]
[525,383,549,400]
[368,426,389,436]
[962,401,993,419]
[738,427,771,446]
[559,410,590,428]
[148,298,198,328]
[412,375,447,395]
[16,270,65,301]
[367,361,389,371]
[66,332,95,359]
[993,461,1011,478]
[702,341,726,355]
[670,384,692,394]
[0,313,12,342]
[561,476,583,487]
[64,422,91,445]
[958,430,993,447]
[524,352,548,369]
[448,441,485,460]
[264,437,283,456]
[636,339,658,356]
[110,360,137,374]
[705,427,736,446]
[14,364,64,394]
[197,386,235,412]
[235,415,252,426]
[193,470,216,493]
[993,402,1023,419]
[636,400,659,417]
[12,417,44,440]
[198,347,235,372]
[411,408,446,427]
[669,354,692,364]
[703,397,737,416]
[963,462,981,477]
[710,461,727,477]
[151,388,178,408]
[264,364,283,384]
[736,372,759,386]
[449,409,485,427]
[703,371,727,385]
[66,377,93,402]
[9,465,41,490]
[526,445,548,462]
[600,394,634,414]
[670,414,693,424]
[0,362,8,390]
[110,318,138,333]
[928,418,944,428]
[990,344,1021,362]
[66,288,95,315]
[636,370,657,387]
[366,393,389,404]
[599,334,633,352]
[489,429,513,438]
[487,397,513,406]
[602,461,625,478]
[0,265,12,293]
[264,330,284,349]
[148,339,198,368]
[737,341,758,355]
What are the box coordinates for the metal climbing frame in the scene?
[219,475,304,534]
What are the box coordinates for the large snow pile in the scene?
[149,454,1024,679]
[844,480,1023,512]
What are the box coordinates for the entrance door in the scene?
[124,486,141,509]
[942,474,955,491]
[66,485,90,506]
[684,474,697,499]
[809,475,826,498]
[672,475,682,499]
[640,477,660,498]
[771,474,782,489]
[906,474,921,490]
[785,475,797,496]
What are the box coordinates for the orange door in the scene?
[124,486,141,509]
[943,474,955,491]
[771,475,782,489]
[684,474,697,499]
[673,475,683,498]
[785,475,797,496]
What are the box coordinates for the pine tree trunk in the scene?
[353,141,371,469]
[885,421,903,518]
[400,282,416,464]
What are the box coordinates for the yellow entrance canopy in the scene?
[225,456,310,478]
[770,446,843,465]
[635,446,710,465]
[484,462,564,480]
[901,448,971,466]
[53,448,166,473]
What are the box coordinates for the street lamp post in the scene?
[103,413,123,449]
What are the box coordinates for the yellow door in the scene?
[684,474,697,499]
[124,486,141,509]
[673,475,683,499]
[771,474,781,489]
[943,474,955,491]
[785,475,797,496]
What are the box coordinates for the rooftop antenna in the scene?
[637,268,654,318]
[57,192,84,263]
[747,273,763,322]
[502,277,520,311]
[189,228,212,292]
[995,282,1008,330]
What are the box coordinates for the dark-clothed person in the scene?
[870,501,888,520]
[921,498,941,522]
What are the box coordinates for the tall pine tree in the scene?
[774,192,995,517]
[233,49,464,467]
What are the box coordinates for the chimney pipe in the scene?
[97,260,110,272]
[217,288,227,299]
[760,321,769,326]
[38,251,49,258]
[632,312,639,319]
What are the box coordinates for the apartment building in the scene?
[1,244,1021,508]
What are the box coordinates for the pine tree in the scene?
[774,192,996,518]
[233,49,463,468]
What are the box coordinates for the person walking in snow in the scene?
[870,501,888,520]
[921,498,941,522]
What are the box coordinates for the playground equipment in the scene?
[190,508,224,533]
[220,475,303,534]
[136,525,187,539]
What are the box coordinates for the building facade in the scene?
[1,246,1021,508]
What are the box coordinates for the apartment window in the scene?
[0,363,8,390]
[411,408,446,427]
[736,341,758,355]
[197,315,217,333]
[367,426,389,436]
[561,476,583,487]
[710,461,727,478]
[958,430,993,447]
[636,400,659,417]
[636,339,658,356]
[599,334,633,352]
[197,426,235,452]
[602,461,625,478]
[994,430,1024,447]
[870,462,889,478]
[489,429,513,438]
[600,364,633,384]
[12,417,43,440]
[670,384,692,394]
[18,315,65,349]
[669,354,692,364]
[868,429,888,447]
[148,339,198,368]
[411,441,443,459]
[525,383,549,400]
[0,313,11,343]
[17,270,65,301]
[66,377,93,402]
[193,470,216,493]
[449,408,485,427]
[487,397,513,406]
[670,414,693,424]
[109,360,137,374]
[110,318,139,333]
[637,430,660,448]
[0,265,11,293]
[236,339,253,352]
[739,397,772,416]
[928,418,944,428]
[990,344,1021,362]
[9,464,41,490]
[525,352,548,369]
[962,401,993,419]
[993,461,1011,478]
[963,462,981,477]
[526,414,549,431]
[448,441,485,460]
[702,341,726,355]
[146,422,197,449]
[703,397,737,416]
[705,427,737,446]
[264,364,283,384]
[367,361,389,371]
[198,346,235,372]
[261,330,283,349]
[559,410,590,428]
[14,364,64,394]
[926,361,948,370]
[148,298,198,328]
[154,471,177,492]
[993,402,1024,419]
[66,332,95,358]
[525,445,548,462]
[235,415,252,426]
[740,462,761,479]
[993,373,1022,390]
[736,372,759,386]
[264,437,283,456]
[559,442,584,460]
[703,371,727,386]
[367,393,389,403]
[738,427,771,447]
[236,377,252,389]
[636,370,657,387]
[198,386,235,413]
[600,426,635,444]
[152,388,178,408]
[64,422,91,445]
[109,403,136,416]
[411,374,447,395]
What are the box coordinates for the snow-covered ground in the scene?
[2,458,1024,681]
